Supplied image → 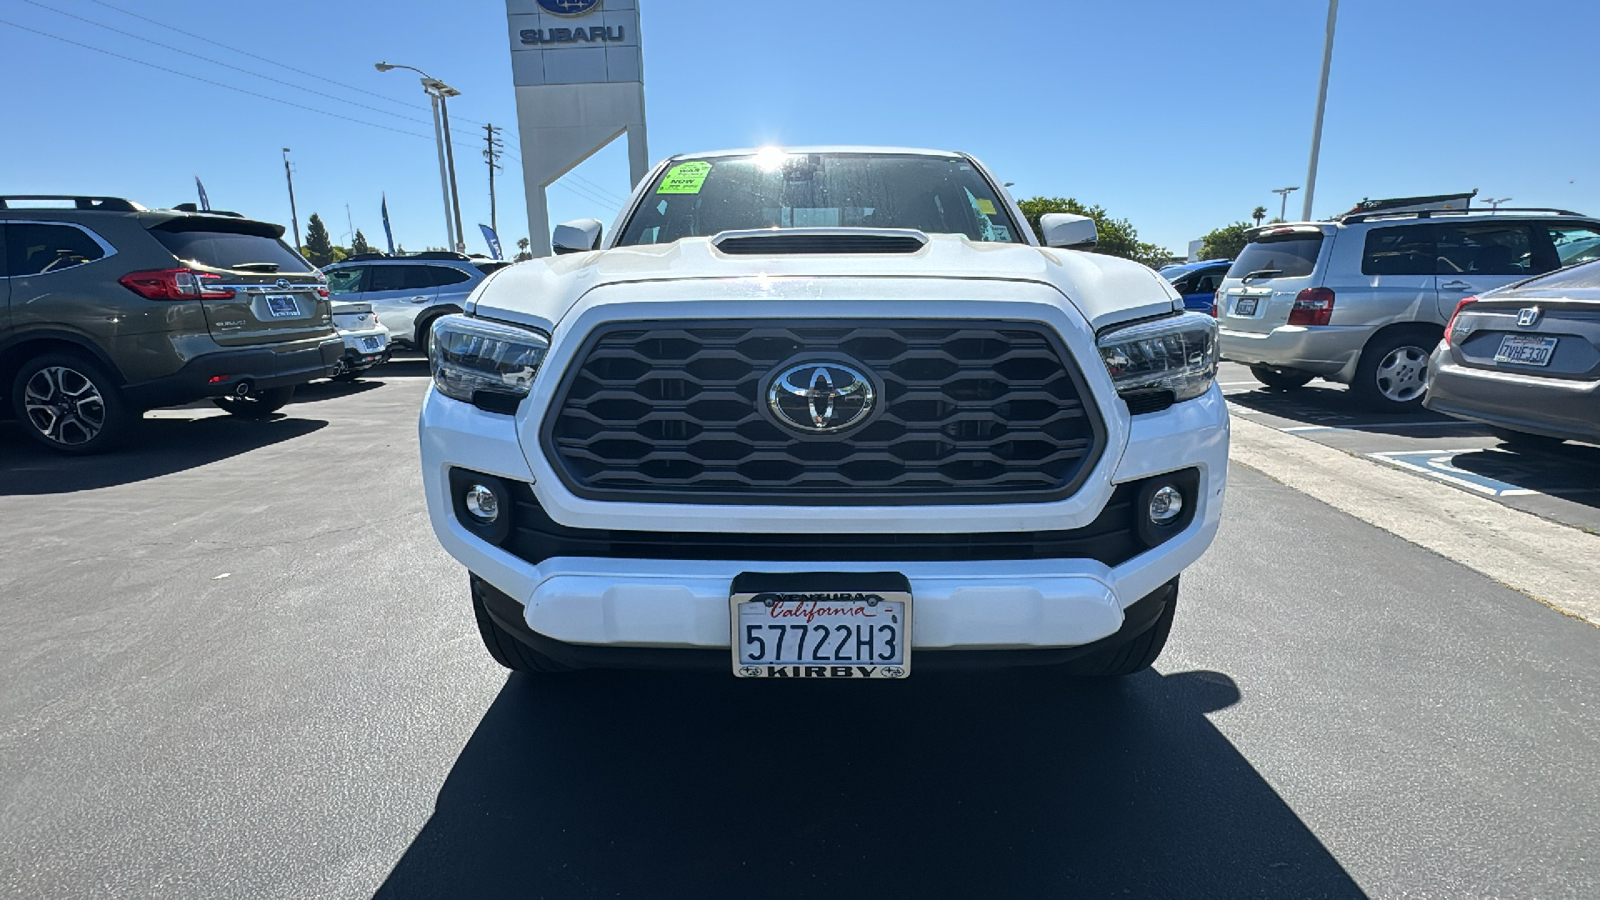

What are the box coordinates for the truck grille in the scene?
[542,319,1105,504]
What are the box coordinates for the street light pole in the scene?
[1302,0,1339,221]
[1272,186,1300,222]
[282,148,301,250]
[426,91,454,251]
[376,62,465,254]
[433,85,467,255]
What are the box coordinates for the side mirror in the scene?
[1040,213,1097,249]
[552,218,603,255]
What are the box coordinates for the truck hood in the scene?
[468,233,1180,333]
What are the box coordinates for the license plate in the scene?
[1233,297,1259,317]
[1494,334,1557,367]
[265,295,300,318]
[730,573,910,679]
[360,336,382,351]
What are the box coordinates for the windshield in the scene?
[1227,234,1323,280]
[615,152,1022,246]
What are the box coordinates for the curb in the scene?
[1228,413,1600,627]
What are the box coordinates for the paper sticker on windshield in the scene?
[658,161,711,194]
[976,198,997,215]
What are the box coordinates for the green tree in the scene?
[1251,206,1267,226]
[514,237,532,262]
[350,229,373,256]
[1016,197,1171,269]
[1198,222,1252,261]
[302,213,335,266]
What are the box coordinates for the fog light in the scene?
[1148,485,1184,524]
[464,485,500,523]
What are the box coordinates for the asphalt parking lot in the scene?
[2,358,1598,899]
[1219,361,1600,534]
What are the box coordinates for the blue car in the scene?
[1158,259,1232,314]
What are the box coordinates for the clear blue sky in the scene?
[4,0,1595,257]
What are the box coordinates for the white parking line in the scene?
[1366,449,1538,497]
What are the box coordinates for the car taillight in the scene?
[118,268,235,300]
[1287,287,1334,326]
[1443,296,1477,346]
[317,287,331,298]
[1211,290,1221,317]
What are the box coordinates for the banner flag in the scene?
[479,224,503,260]
[381,194,396,255]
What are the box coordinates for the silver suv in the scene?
[1217,207,1600,409]
[322,253,501,355]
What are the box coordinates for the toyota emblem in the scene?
[767,362,875,433]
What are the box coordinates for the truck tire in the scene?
[1351,330,1437,412]
[212,385,295,419]
[1249,365,1315,390]
[11,352,137,455]
[1058,584,1177,677]
[471,575,572,674]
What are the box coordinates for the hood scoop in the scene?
[711,228,929,256]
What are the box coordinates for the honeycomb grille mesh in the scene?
[543,320,1103,504]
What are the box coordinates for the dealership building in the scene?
[504,0,648,256]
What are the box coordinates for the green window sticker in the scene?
[657,161,711,194]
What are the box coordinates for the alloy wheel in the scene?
[23,365,107,446]
[1374,345,1429,403]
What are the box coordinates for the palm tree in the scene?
[1252,206,1268,226]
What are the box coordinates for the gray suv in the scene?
[322,253,498,355]
[1217,207,1600,410]
[0,196,342,454]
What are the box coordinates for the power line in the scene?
[79,0,490,128]
[21,0,438,129]
[0,18,442,142]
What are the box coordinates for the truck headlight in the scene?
[1097,312,1218,405]
[429,314,549,412]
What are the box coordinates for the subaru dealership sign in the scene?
[505,0,648,255]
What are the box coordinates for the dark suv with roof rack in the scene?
[0,195,342,454]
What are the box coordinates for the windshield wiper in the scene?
[1241,268,1282,283]
[232,262,281,272]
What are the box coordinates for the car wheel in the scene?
[11,353,137,455]
[1249,364,1315,390]
[212,385,295,419]
[471,575,572,674]
[1488,426,1565,450]
[1057,583,1177,677]
[1352,331,1437,412]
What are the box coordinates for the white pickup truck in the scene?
[418,147,1227,680]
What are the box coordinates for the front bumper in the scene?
[1424,347,1600,443]
[420,382,1229,654]
[1219,323,1369,379]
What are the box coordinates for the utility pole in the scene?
[1272,186,1300,222]
[1302,0,1339,221]
[483,123,505,236]
[436,89,465,255]
[1481,197,1511,213]
[282,148,301,250]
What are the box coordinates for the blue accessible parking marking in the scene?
[1367,449,1537,497]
